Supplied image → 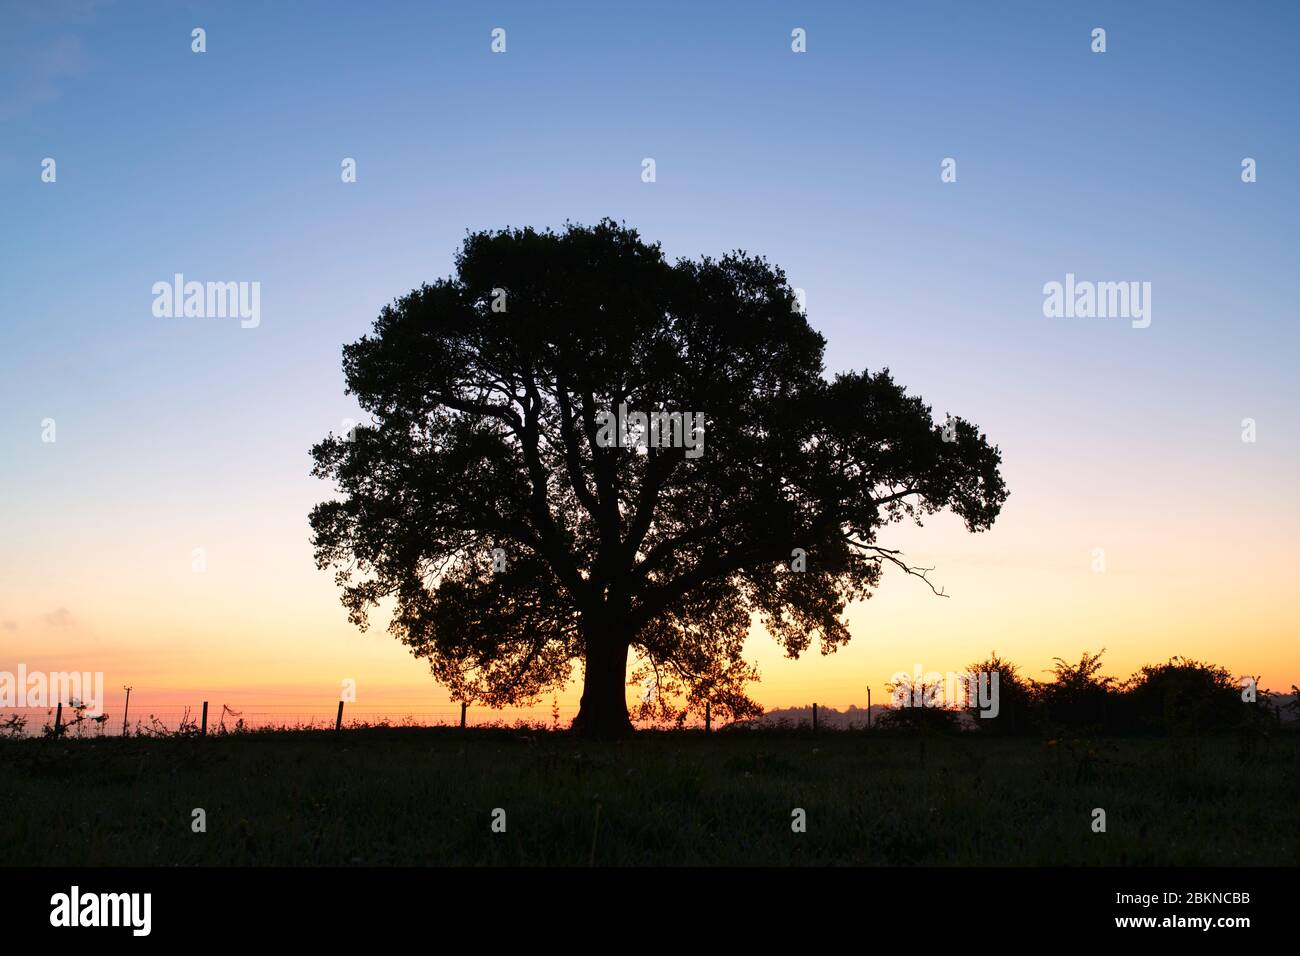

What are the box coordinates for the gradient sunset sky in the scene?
[2,1,1297,721]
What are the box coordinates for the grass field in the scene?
[2,728,1296,866]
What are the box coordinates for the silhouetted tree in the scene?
[881,673,962,733]
[963,652,1040,734]
[1038,649,1114,734]
[1231,674,1278,761]
[309,221,1008,737]
[1118,656,1242,735]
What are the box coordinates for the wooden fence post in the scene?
[867,688,872,730]
[335,701,344,731]
[812,702,818,733]
[122,686,132,737]
[460,701,467,729]
[200,701,208,736]
[54,702,63,737]
[705,700,711,734]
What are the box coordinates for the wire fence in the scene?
[0,701,759,738]
[0,702,583,739]
[0,694,887,739]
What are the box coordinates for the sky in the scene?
[1,0,1297,724]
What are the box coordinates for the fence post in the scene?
[200,701,208,736]
[812,702,818,733]
[335,700,344,731]
[460,701,467,729]
[866,688,871,730]
[122,686,132,737]
[705,700,711,734]
[54,702,63,737]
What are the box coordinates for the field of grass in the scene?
[2,727,1296,866]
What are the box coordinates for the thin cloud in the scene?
[42,607,76,628]
[0,32,92,121]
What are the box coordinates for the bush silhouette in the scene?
[1036,650,1115,735]
[881,674,961,733]
[963,652,1041,735]
[1118,656,1243,735]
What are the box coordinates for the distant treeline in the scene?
[881,651,1296,737]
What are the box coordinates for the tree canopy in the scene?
[309,220,1008,736]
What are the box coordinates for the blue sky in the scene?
[2,0,1298,707]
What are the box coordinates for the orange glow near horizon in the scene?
[4,0,1299,736]
[4,457,1297,725]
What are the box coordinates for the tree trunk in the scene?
[571,635,633,738]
